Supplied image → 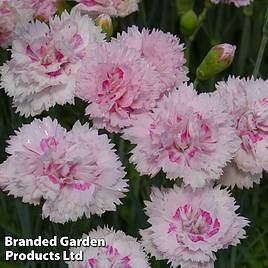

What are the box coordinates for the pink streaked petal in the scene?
[168,150,181,163]
[71,181,92,191]
[40,137,58,151]
[72,33,83,49]
[168,223,177,233]
[188,233,205,242]
[173,208,181,220]
[88,257,97,267]
[208,227,220,237]
[199,209,213,225]
[46,69,63,77]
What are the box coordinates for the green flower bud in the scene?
[196,43,236,80]
[95,14,113,38]
[176,0,194,15]
[180,10,198,36]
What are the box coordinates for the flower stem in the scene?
[230,246,237,268]
[186,8,208,67]
[253,5,268,77]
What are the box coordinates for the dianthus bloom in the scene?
[123,84,239,187]
[0,117,127,223]
[0,10,104,116]
[67,227,150,268]
[216,77,268,188]
[115,26,188,94]
[74,0,140,17]
[141,186,248,268]
[76,41,162,132]
[210,0,253,7]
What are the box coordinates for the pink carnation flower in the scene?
[74,0,140,18]
[67,227,150,268]
[0,10,104,117]
[76,41,162,133]
[0,117,127,223]
[123,84,239,187]
[210,0,253,7]
[141,186,249,268]
[216,76,268,188]
[115,26,188,94]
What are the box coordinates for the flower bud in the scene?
[95,14,113,38]
[176,0,194,15]
[180,10,197,37]
[196,43,236,80]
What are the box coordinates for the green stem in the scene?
[189,8,208,43]
[230,246,237,268]
[253,5,268,77]
[186,8,208,67]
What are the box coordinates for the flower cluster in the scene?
[0,117,127,223]
[67,227,150,268]
[74,0,140,17]
[141,186,248,268]
[77,27,187,132]
[210,0,253,7]
[0,10,104,116]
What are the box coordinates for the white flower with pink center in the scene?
[67,227,150,268]
[141,186,248,268]
[123,84,239,187]
[216,76,268,188]
[115,26,188,94]
[74,0,140,18]
[0,117,127,223]
[0,10,104,117]
[210,0,253,7]
[76,41,162,133]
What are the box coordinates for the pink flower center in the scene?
[40,137,91,191]
[168,204,220,243]
[86,245,132,268]
[238,98,268,153]
[40,137,58,151]
[26,31,85,77]
[26,43,68,77]
[150,111,217,164]
[96,66,134,115]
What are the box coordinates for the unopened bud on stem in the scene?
[196,43,236,80]
[95,14,113,38]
